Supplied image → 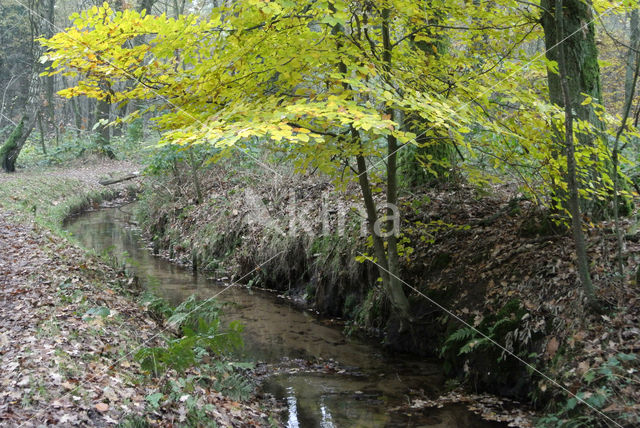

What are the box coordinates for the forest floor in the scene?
[3,159,640,427]
[0,162,280,427]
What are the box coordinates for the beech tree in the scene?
[40,0,633,322]
[552,0,597,305]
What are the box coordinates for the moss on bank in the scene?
[0,169,132,229]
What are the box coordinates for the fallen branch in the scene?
[99,172,140,186]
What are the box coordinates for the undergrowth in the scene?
[536,353,638,427]
[17,128,151,168]
[440,299,544,398]
[134,293,256,426]
[136,294,244,376]
[0,173,123,229]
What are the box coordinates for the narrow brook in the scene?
[66,205,508,428]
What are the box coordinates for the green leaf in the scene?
[82,306,110,320]
[146,392,164,408]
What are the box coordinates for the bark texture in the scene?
[541,0,606,217]
[554,0,596,304]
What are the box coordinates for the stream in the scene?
[66,206,507,427]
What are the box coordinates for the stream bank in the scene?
[137,163,640,427]
[0,164,281,426]
[0,211,278,426]
[0,163,530,427]
[67,202,524,427]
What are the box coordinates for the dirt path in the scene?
[0,159,138,187]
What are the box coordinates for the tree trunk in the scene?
[624,8,639,106]
[0,0,44,172]
[381,8,411,326]
[44,0,55,137]
[355,151,410,322]
[541,0,605,217]
[95,81,115,159]
[0,114,36,172]
[111,101,127,138]
[139,0,156,14]
[37,112,46,155]
[87,98,96,133]
[99,172,139,185]
[187,149,203,204]
[329,7,411,324]
[554,0,596,305]
[541,0,602,129]
[63,75,83,137]
[71,97,83,136]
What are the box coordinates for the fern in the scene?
[445,327,476,344]
[135,294,243,376]
[141,292,172,324]
[213,372,254,401]
[441,300,528,361]
[169,295,223,332]
[458,337,490,355]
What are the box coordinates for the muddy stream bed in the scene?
[66,206,508,427]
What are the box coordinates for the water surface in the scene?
[66,206,506,427]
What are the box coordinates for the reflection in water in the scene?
[320,395,334,428]
[286,387,300,428]
[66,206,507,428]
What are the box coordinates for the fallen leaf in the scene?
[577,361,590,376]
[545,337,559,360]
[95,402,109,412]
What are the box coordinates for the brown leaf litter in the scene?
[0,211,277,426]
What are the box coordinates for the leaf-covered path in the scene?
[0,166,277,426]
[0,214,150,425]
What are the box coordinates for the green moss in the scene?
[0,119,24,171]
[0,173,122,229]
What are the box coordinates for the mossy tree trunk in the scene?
[400,8,455,188]
[541,0,602,124]
[0,115,36,172]
[541,0,627,219]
